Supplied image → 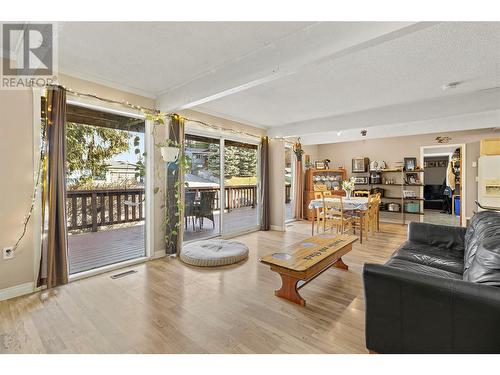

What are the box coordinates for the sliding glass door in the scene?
[65,103,147,274]
[183,134,222,242]
[183,133,259,241]
[223,139,259,235]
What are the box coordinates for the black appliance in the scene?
[370,171,381,184]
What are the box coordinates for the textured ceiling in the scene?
[195,22,500,127]
[57,21,312,97]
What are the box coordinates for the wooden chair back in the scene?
[323,196,352,233]
[314,184,328,192]
[354,190,370,197]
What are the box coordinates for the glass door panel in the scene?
[183,134,221,241]
[65,104,146,274]
[223,139,259,234]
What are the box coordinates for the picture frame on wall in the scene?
[315,161,326,170]
[404,157,417,171]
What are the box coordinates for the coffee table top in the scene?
[259,234,358,272]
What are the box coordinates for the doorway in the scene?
[285,145,295,222]
[420,144,465,227]
[64,102,149,275]
[183,132,260,242]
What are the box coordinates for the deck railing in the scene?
[186,185,257,211]
[67,185,258,232]
[67,188,145,232]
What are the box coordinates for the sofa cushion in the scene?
[463,235,500,286]
[391,241,464,274]
[464,211,500,272]
[385,258,462,280]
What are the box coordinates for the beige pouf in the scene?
[180,239,249,267]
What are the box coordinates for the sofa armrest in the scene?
[363,263,500,353]
[408,221,466,252]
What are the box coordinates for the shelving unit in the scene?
[354,168,425,224]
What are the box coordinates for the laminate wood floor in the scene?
[0,221,407,354]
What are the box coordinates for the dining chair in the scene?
[184,191,198,231]
[351,206,370,240]
[369,193,381,232]
[322,196,353,234]
[314,191,325,233]
[198,191,216,229]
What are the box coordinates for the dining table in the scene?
[308,196,371,243]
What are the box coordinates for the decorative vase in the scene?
[160,146,179,162]
[346,190,352,199]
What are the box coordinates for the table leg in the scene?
[275,273,306,306]
[311,219,315,236]
[334,257,349,270]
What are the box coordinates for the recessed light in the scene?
[337,131,342,136]
[442,81,462,90]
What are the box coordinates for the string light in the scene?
[12,85,296,252]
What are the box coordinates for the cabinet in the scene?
[303,168,347,220]
[354,168,425,224]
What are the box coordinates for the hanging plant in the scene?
[148,113,190,250]
[293,138,304,162]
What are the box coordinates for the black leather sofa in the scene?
[363,211,500,353]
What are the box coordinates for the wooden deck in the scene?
[184,206,258,242]
[68,207,258,273]
[68,224,145,274]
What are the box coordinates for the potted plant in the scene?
[157,139,181,162]
[293,138,304,162]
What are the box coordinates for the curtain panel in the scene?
[38,86,69,288]
[259,136,270,230]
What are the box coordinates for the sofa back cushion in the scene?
[463,235,500,286]
[464,211,500,272]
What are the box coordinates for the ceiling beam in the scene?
[157,22,436,112]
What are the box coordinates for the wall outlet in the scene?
[2,247,14,260]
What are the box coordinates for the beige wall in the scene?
[0,89,36,290]
[315,128,500,219]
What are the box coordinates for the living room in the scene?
[1,1,500,372]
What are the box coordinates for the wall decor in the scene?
[315,161,326,170]
[352,157,369,173]
[438,160,448,167]
[436,136,452,144]
[404,157,417,171]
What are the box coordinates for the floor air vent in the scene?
[110,270,137,279]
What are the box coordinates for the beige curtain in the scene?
[293,159,304,220]
[38,86,69,288]
[260,136,270,230]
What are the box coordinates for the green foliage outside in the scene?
[66,122,133,189]
[207,143,257,184]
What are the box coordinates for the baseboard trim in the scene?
[0,282,35,302]
[270,225,285,232]
[153,250,167,259]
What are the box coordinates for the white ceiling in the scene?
[54,21,500,143]
[56,22,312,98]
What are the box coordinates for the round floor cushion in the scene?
[180,239,249,267]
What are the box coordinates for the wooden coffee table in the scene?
[259,234,358,306]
